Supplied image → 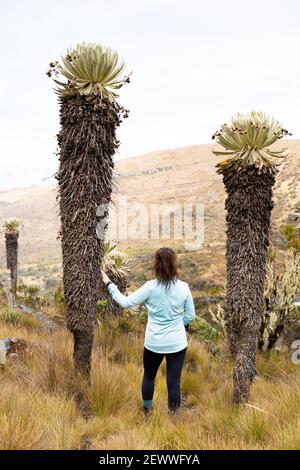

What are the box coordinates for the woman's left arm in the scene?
[106,279,151,309]
[183,286,196,325]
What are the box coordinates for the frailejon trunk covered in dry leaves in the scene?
[5,232,19,296]
[212,111,291,404]
[49,43,130,379]
[57,95,126,376]
[223,166,276,403]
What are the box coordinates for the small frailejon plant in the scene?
[3,218,21,234]
[100,241,130,316]
[102,241,130,280]
[3,218,22,296]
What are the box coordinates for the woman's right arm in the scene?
[183,286,196,325]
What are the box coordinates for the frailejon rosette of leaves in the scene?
[102,241,130,281]
[212,111,292,173]
[3,218,21,234]
[47,42,131,102]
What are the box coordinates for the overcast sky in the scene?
[0,0,299,190]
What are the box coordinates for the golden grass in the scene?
[1,306,300,450]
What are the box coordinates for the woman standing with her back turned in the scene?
[101,247,196,414]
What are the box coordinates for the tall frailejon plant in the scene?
[4,218,21,296]
[212,111,291,404]
[48,43,130,379]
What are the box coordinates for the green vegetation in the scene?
[17,284,45,309]
[0,306,40,329]
[188,317,219,344]
[284,224,300,252]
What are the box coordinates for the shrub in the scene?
[188,317,219,343]
[17,284,45,309]
[0,306,39,329]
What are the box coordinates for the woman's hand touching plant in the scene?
[101,270,111,285]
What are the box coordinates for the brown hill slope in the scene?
[0,140,298,285]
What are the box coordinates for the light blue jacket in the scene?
[107,279,196,354]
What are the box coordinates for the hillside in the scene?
[0,140,299,289]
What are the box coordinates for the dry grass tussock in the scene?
[0,306,300,450]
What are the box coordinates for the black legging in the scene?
[142,347,187,412]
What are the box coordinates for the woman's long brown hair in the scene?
[153,247,178,286]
